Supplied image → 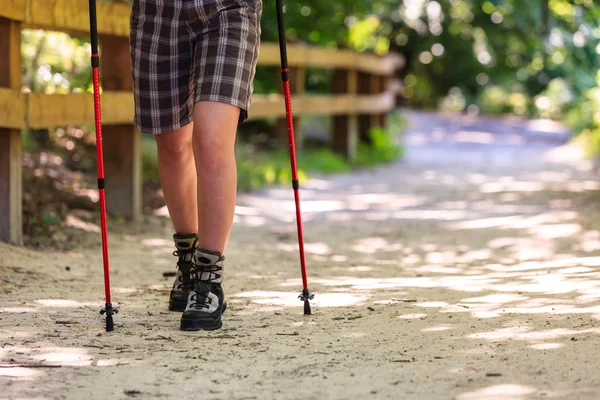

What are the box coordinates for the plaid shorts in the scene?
[129,0,262,134]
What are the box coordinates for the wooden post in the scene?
[379,75,389,130]
[357,72,381,144]
[0,17,23,244]
[276,67,305,149]
[99,35,141,220]
[331,69,358,160]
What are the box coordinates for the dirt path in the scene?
[2,110,600,400]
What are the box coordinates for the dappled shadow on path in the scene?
[2,112,600,399]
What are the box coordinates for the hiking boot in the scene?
[180,249,227,331]
[169,233,198,312]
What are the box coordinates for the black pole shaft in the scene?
[275,0,288,74]
[88,0,99,55]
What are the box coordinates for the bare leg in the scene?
[192,101,240,253]
[154,124,198,235]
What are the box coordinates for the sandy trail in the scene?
[2,110,600,400]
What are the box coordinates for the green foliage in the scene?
[259,1,373,48]
[302,149,352,174]
[141,137,160,184]
[235,147,352,191]
[349,15,390,55]
[237,151,300,192]
[535,78,574,120]
[22,0,600,115]
[21,130,35,152]
[566,71,600,157]
[19,0,600,160]
[478,86,510,115]
[22,30,92,94]
[42,213,61,226]
[582,129,600,159]
[141,135,351,192]
[385,0,598,116]
[141,135,403,192]
[356,127,403,167]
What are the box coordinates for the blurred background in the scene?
[14,0,600,246]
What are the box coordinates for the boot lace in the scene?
[173,248,195,291]
[189,264,223,310]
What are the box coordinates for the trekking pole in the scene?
[275,0,314,315]
[88,0,118,331]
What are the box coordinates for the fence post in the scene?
[331,68,358,160]
[378,75,389,130]
[357,72,381,143]
[99,35,141,221]
[276,67,305,149]
[379,75,393,129]
[0,17,23,244]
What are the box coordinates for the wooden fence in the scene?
[0,0,404,244]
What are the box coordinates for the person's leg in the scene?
[191,101,240,254]
[131,0,196,235]
[154,124,198,236]
[180,0,261,331]
[179,102,237,331]
[154,124,201,312]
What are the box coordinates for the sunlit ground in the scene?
[2,111,600,399]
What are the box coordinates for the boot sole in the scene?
[179,302,227,332]
[180,317,222,331]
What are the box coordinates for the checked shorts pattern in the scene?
[129,0,262,134]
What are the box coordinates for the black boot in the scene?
[168,233,198,312]
[180,249,227,331]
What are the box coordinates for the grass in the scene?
[22,130,35,152]
[141,112,406,191]
[142,138,161,184]
[356,127,405,167]
[236,147,352,191]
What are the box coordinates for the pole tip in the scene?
[303,300,312,315]
[106,315,114,332]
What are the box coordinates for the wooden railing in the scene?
[0,0,404,244]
